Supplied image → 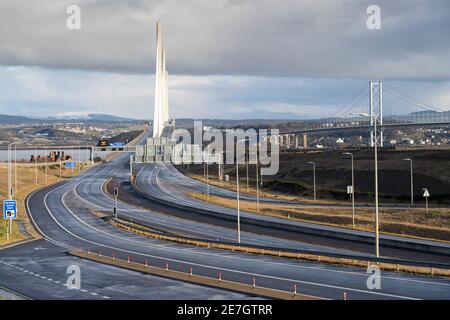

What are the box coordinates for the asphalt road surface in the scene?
[7,154,449,299]
[133,162,450,264]
[1,130,449,299]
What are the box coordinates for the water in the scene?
[0,149,92,162]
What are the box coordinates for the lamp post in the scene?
[246,152,249,192]
[307,161,316,201]
[235,138,251,243]
[71,146,74,176]
[342,152,355,227]
[255,152,260,212]
[7,142,17,242]
[14,145,17,196]
[353,112,380,257]
[403,158,413,206]
[35,146,38,185]
[249,152,260,212]
[44,147,48,184]
[59,153,62,180]
[205,144,211,200]
[78,146,81,174]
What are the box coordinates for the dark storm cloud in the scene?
[0,0,449,80]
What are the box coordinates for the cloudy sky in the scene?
[0,0,449,120]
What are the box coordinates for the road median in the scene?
[70,249,322,300]
[107,217,450,278]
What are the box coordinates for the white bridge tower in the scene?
[153,20,170,138]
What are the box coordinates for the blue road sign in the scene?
[3,200,17,219]
[110,142,125,147]
[65,161,77,168]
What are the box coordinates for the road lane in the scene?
[20,158,450,300]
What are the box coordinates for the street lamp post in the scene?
[246,152,249,192]
[353,112,380,257]
[44,148,48,184]
[307,161,316,201]
[59,153,62,180]
[236,149,241,243]
[14,145,17,196]
[235,139,251,243]
[35,146,38,185]
[404,158,414,206]
[206,157,209,200]
[78,146,81,174]
[248,152,260,212]
[342,152,355,228]
[205,144,211,200]
[71,146,74,176]
[255,153,260,212]
[7,142,17,242]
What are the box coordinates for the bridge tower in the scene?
[153,20,170,138]
[369,81,383,147]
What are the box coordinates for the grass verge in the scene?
[0,162,90,246]
[188,192,450,243]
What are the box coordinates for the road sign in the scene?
[3,200,17,219]
[65,161,77,168]
[423,189,430,197]
[110,142,125,147]
[347,186,353,194]
[98,139,110,147]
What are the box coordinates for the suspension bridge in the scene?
[278,81,450,147]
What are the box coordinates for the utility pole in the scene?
[342,152,355,227]
[404,158,414,206]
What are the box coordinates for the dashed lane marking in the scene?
[0,260,107,299]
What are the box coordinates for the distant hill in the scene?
[407,110,450,118]
[85,113,139,122]
[0,113,141,125]
[0,114,37,124]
